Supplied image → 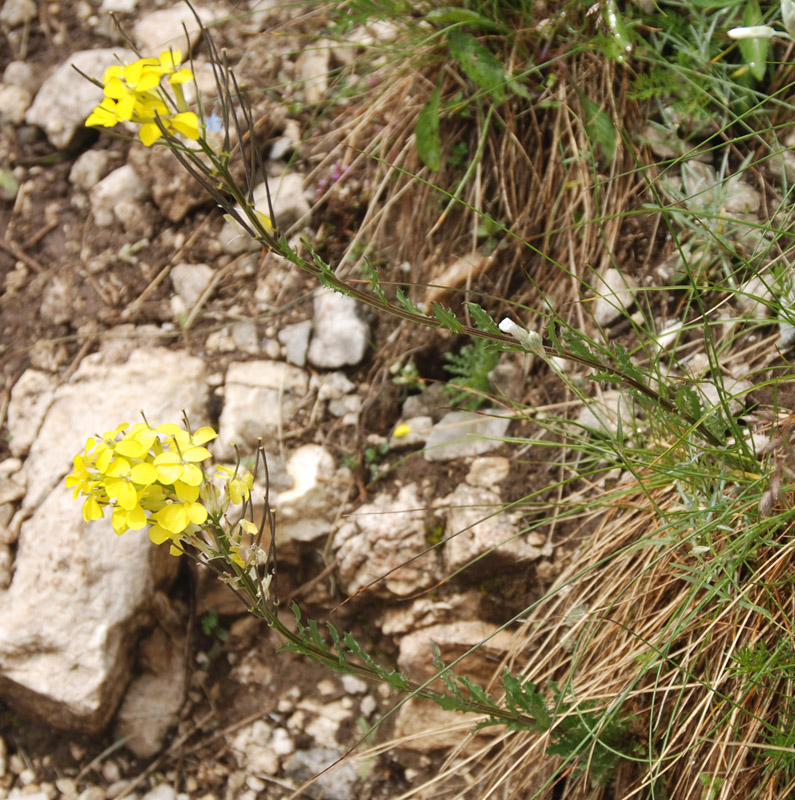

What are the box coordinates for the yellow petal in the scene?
[183,445,211,463]
[174,481,200,502]
[130,462,158,485]
[188,502,208,525]
[115,480,138,511]
[139,122,162,147]
[127,505,147,530]
[193,427,218,445]
[148,524,171,545]
[171,112,200,140]
[168,67,194,84]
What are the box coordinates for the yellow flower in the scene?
[393,423,411,438]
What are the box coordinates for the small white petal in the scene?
[728,25,777,39]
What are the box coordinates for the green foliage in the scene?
[442,338,499,410]
[416,84,442,172]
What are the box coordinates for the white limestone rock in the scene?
[90,165,149,227]
[215,360,309,458]
[592,268,638,326]
[276,445,352,543]
[335,484,439,598]
[132,4,220,55]
[114,622,187,757]
[6,370,57,457]
[308,289,369,368]
[278,320,312,367]
[437,484,545,574]
[170,263,214,310]
[26,49,117,150]
[424,409,511,462]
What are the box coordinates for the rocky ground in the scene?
[0,2,564,798]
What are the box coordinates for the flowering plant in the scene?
[86,50,200,147]
[66,420,258,565]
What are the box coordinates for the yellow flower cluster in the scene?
[66,421,254,555]
[86,50,200,146]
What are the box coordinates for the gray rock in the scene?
[437,484,545,573]
[215,360,309,458]
[39,274,73,325]
[231,320,260,355]
[230,720,279,775]
[0,347,206,733]
[132,5,219,55]
[115,624,187,758]
[398,620,513,684]
[7,370,57,457]
[465,456,510,486]
[335,484,438,598]
[127,145,206,223]
[101,0,138,11]
[140,785,176,800]
[592,268,638,327]
[0,0,36,27]
[3,60,43,95]
[402,383,450,422]
[307,289,369,368]
[424,409,511,462]
[0,84,31,125]
[278,320,312,367]
[0,485,178,733]
[90,165,149,227]
[696,377,751,417]
[170,263,214,309]
[723,176,761,215]
[26,49,117,150]
[389,415,433,449]
[284,748,358,800]
[736,274,774,319]
[276,445,351,543]
[393,697,490,753]
[296,45,329,106]
[69,150,117,191]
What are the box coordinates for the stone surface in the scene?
[393,697,489,752]
[335,483,439,598]
[278,320,312,367]
[114,622,187,757]
[0,346,206,732]
[276,445,352,543]
[26,49,116,150]
[6,370,57,457]
[397,620,513,685]
[308,289,369,368]
[296,45,329,106]
[215,360,309,458]
[132,5,219,55]
[389,415,433,449]
[283,748,358,800]
[437,484,545,573]
[0,83,31,125]
[696,377,752,417]
[0,485,177,733]
[230,720,279,775]
[465,456,510,487]
[170,263,214,310]
[90,165,149,227]
[0,0,36,27]
[592,268,638,327]
[69,150,118,191]
[424,409,511,462]
[737,274,774,318]
[127,145,208,223]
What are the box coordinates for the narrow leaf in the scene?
[416,85,442,172]
[447,30,506,104]
[740,0,769,81]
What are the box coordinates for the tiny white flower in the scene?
[499,318,543,354]
[728,25,777,39]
